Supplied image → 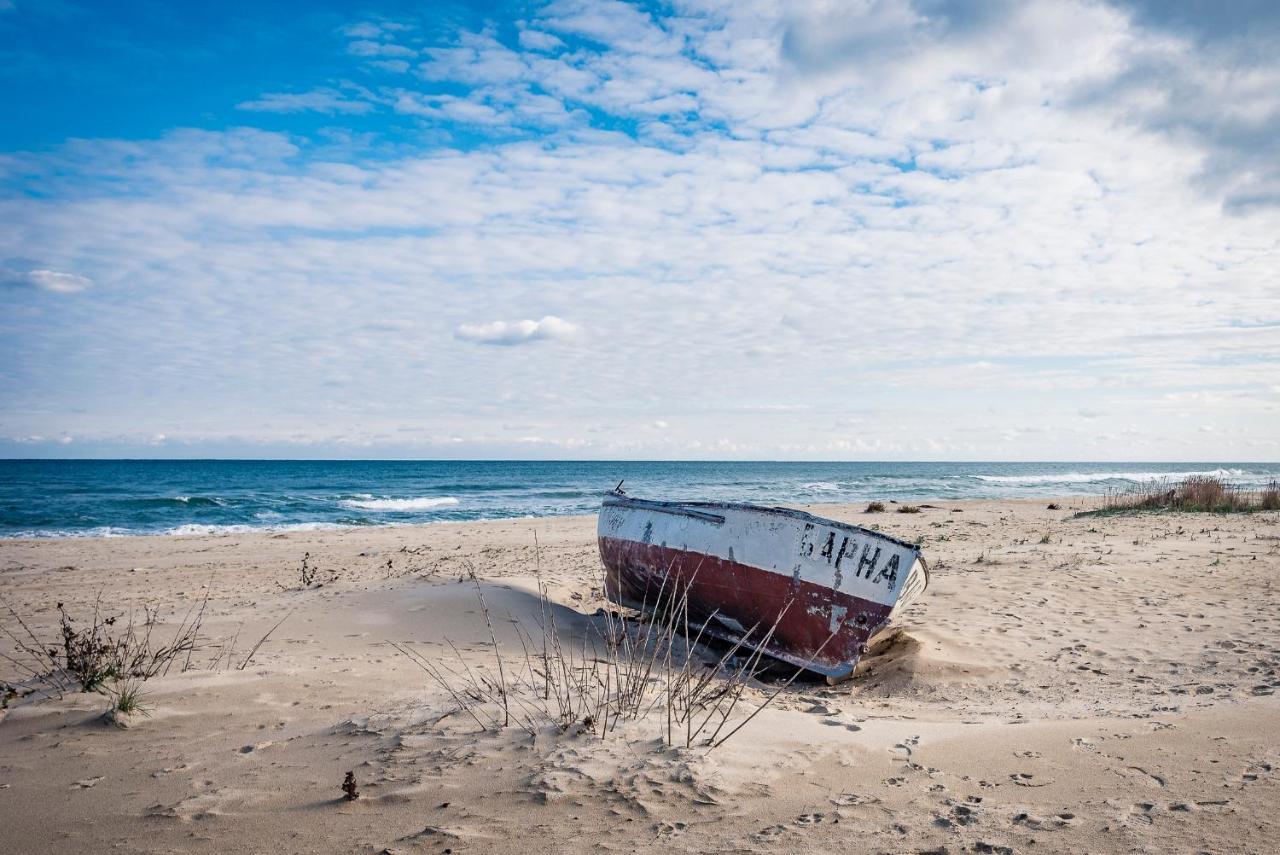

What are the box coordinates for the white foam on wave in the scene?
[2,526,132,539]
[340,496,461,511]
[1,521,354,539]
[800,482,840,491]
[163,522,351,536]
[974,468,1256,485]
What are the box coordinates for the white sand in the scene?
[1,497,1278,853]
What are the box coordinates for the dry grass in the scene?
[107,677,151,718]
[1263,481,1280,511]
[1,591,209,697]
[277,552,340,591]
[865,502,886,513]
[1083,476,1279,516]
[897,505,921,514]
[390,559,832,751]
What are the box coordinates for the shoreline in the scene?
[0,494,1109,542]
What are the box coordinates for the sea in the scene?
[1,460,1277,539]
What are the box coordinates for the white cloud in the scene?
[237,87,374,114]
[454,316,579,346]
[517,29,564,52]
[340,20,413,39]
[1,267,92,293]
[347,39,417,59]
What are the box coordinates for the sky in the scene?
[1,0,1277,461]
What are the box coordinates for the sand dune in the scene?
[1,498,1278,853]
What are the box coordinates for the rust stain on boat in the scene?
[597,488,929,681]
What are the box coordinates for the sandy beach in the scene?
[2,497,1278,854]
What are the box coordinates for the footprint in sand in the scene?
[654,820,688,837]
[150,763,190,778]
[889,735,920,759]
[147,789,232,822]
[1010,772,1050,787]
[237,740,274,754]
[1013,811,1076,830]
[1126,766,1166,787]
[1195,799,1231,813]
[821,719,862,732]
[398,825,463,844]
[1240,762,1273,784]
[974,842,1015,854]
[752,823,789,841]
[936,802,980,827]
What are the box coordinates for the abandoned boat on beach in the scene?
[597,488,929,681]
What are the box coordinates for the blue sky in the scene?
[2,1,500,148]
[1,0,1278,460]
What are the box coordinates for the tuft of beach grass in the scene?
[1078,476,1279,517]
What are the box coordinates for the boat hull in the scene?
[597,493,927,679]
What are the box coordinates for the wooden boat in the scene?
[597,488,929,681]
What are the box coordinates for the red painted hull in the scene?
[599,535,895,678]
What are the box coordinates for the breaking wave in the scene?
[799,481,840,491]
[127,496,227,508]
[162,522,351,536]
[2,521,354,539]
[973,468,1253,485]
[340,496,461,511]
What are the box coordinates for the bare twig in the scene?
[236,611,292,671]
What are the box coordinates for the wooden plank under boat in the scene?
[597,488,929,681]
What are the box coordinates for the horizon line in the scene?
[2,458,1277,465]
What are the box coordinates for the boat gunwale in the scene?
[600,491,922,553]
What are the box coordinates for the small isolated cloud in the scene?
[518,29,564,52]
[340,20,413,40]
[454,315,578,346]
[347,39,417,59]
[237,87,374,115]
[1,267,92,293]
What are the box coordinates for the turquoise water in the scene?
[1,460,1277,538]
